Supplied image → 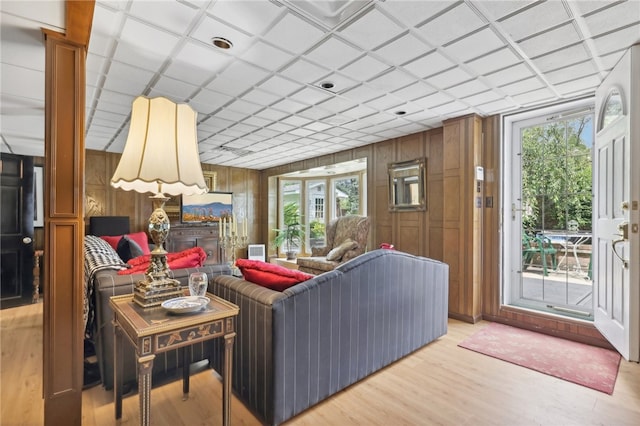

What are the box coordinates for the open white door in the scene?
[593,44,640,361]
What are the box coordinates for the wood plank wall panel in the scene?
[443,115,483,323]
[480,115,612,348]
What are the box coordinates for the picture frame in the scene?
[181,191,232,224]
[34,166,44,227]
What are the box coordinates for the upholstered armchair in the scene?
[297,215,371,275]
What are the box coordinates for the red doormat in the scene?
[458,322,621,394]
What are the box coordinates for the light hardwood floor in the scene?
[2,302,640,425]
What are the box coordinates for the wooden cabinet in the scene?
[166,225,222,265]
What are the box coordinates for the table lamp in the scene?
[111,96,208,307]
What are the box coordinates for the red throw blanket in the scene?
[118,247,207,275]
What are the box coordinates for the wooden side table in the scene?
[110,293,239,426]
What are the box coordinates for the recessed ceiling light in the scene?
[395,110,406,115]
[211,37,233,49]
[320,81,335,90]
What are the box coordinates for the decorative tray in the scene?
[161,296,209,314]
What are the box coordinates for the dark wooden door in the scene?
[1,154,35,308]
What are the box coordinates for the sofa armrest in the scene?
[311,245,330,256]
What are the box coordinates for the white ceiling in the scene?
[1,0,639,170]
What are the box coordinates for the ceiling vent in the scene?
[280,0,374,29]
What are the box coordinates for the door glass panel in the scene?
[510,107,595,319]
[599,89,623,131]
[306,180,326,248]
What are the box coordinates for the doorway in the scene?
[503,98,595,319]
[1,154,36,309]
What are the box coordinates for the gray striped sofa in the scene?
[209,249,448,425]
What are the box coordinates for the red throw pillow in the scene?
[99,235,121,251]
[236,259,313,291]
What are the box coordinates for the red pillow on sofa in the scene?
[236,259,313,291]
[100,231,151,255]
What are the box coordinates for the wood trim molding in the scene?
[42,2,94,424]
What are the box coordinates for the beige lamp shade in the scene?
[111,96,208,196]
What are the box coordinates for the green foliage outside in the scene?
[273,202,304,252]
[309,220,325,239]
[335,177,359,216]
[521,116,593,233]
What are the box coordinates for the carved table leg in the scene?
[138,354,155,426]
[223,332,236,426]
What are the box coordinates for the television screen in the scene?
[181,191,233,223]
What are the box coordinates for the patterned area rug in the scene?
[458,322,621,394]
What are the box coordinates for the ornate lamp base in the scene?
[133,276,183,308]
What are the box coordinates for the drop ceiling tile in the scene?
[379,0,453,27]
[583,1,640,37]
[206,74,252,97]
[92,109,127,124]
[289,86,333,105]
[385,101,423,116]
[113,19,181,72]
[263,12,325,54]
[164,41,231,86]
[518,23,582,59]
[102,61,154,95]
[446,79,490,98]
[258,75,304,97]
[87,4,121,57]
[476,98,517,114]
[243,116,271,128]
[241,40,294,70]
[474,0,535,21]
[341,84,382,103]
[367,68,415,92]
[511,87,555,105]
[253,127,283,139]
[401,109,439,123]
[225,99,264,116]
[416,3,486,47]
[460,89,502,105]
[218,61,271,86]
[341,104,378,120]
[190,15,254,55]
[339,8,404,50]
[153,75,199,100]
[289,127,315,137]
[317,96,358,113]
[254,107,290,122]
[592,24,640,56]
[465,47,521,75]
[545,61,599,85]
[305,37,363,70]
[374,32,432,65]
[574,1,614,16]
[242,88,280,106]
[500,1,571,40]
[443,28,505,63]
[207,0,284,35]
[297,106,334,121]
[499,77,545,96]
[532,43,590,73]
[403,50,454,78]
[281,115,313,127]
[412,91,454,109]
[339,54,391,81]
[392,81,437,101]
[428,100,469,115]
[484,63,535,86]
[554,74,601,96]
[365,94,404,111]
[1,14,46,72]
[427,67,473,89]
[97,90,136,108]
[271,98,309,114]
[280,58,331,85]
[129,0,199,34]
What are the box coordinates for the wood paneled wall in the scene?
[260,130,444,260]
[84,150,262,255]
